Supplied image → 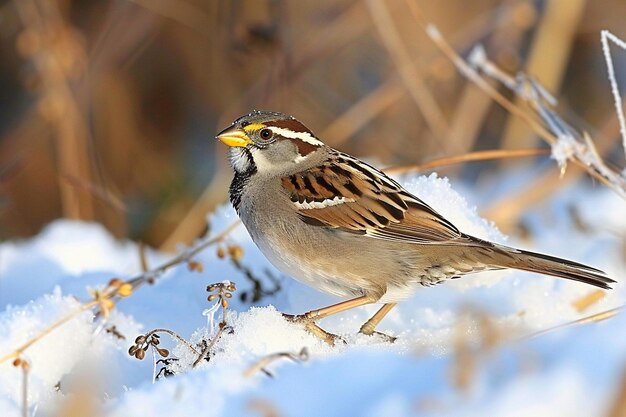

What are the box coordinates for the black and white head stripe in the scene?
[260,119,324,155]
[262,121,324,147]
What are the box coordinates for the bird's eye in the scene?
[259,128,273,140]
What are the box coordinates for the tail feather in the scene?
[495,246,615,290]
[462,235,616,290]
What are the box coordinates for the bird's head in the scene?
[216,110,325,174]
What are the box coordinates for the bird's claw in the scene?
[282,313,345,346]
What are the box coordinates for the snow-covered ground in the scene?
[0,172,624,417]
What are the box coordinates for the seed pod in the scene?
[12,358,22,367]
[136,349,145,360]
[187,260,204,272]
[221,298,229,308]
[216,247,226,259]
[117,283,133,297]
[225,293,232,298]
[108,278,123,288]
[128,346,138,356]
[135,335,146,344]
[208,294,218,302]
[157,348,169,358]
[228,245,244,261]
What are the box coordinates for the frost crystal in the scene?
[601,30,626,155]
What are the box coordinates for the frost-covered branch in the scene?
[601,30,626,156]
[404,0,626,200]
[467,45,626,196]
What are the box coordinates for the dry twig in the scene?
[386,148,549,175]
[524,305,625,341]
[244,348,309,378]
[365,0,448,141]
[404,0,626,199]
[0,220,240,365]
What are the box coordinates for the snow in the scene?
[0,290,92,413]
[0,173,624,417]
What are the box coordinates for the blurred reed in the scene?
[0,0,624,249]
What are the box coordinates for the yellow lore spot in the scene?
[243,123,266,133]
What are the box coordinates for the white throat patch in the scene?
[228,147,252,173]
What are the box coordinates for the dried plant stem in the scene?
[128,219,241,290]
[324,1,511,147]
[128,0,211,37]
[524,305,625,341]
[0,220,240,365]
[501,0,584,149]
[0,301,97,364]
[366,0,448,141]
[321,80,404,146]
[13,0,95,219]
[385,148,549,175]
[601,30,626,154]
[139,242,149,272]
[159,168,233,252]
[403,0,625,197]
[483,107,624,228]
[146,329,201,356]
[244,348,309,378]
[192,324,226,368]
[21,363,29,417]
[608,366,626,417]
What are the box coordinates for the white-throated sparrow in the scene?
[216,110,614,344]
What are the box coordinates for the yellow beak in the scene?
[216,126,252,148]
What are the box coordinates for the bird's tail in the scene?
[480,241,615,290]
[465,235,615,290]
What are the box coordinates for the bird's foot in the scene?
[282,313,344,346]
[358,323,397,343]
[361,330,397,343]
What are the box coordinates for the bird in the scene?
[216,110,615,344]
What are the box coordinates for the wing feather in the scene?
[281,152,463,243]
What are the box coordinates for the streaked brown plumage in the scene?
[216,110,615,343]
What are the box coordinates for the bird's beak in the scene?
[216,126,252,148]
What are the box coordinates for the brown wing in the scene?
[281,152,462,243]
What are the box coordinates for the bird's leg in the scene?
[358,303,397,342]
[283,295,374,345]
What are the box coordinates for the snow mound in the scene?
[0,174,623,416]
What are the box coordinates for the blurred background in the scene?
[0,0,624,251]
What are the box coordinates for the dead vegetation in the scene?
[0,1,625,416]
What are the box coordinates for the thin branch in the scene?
[523,305,625,341]
[365,0,448,141]
[138,242,149,272]
[385,148,549,175]
[0,301,97,364]
[21,361,29,417]
[127,0,212,37]
[403,0,626,199]
[127,219,241,290]
[145,328,201,356]
[244,348,309,378]
[0,220,241,364]
[192,324,226,368]
[601,30,626,155]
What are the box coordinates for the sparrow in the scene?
[216,110,615,344]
